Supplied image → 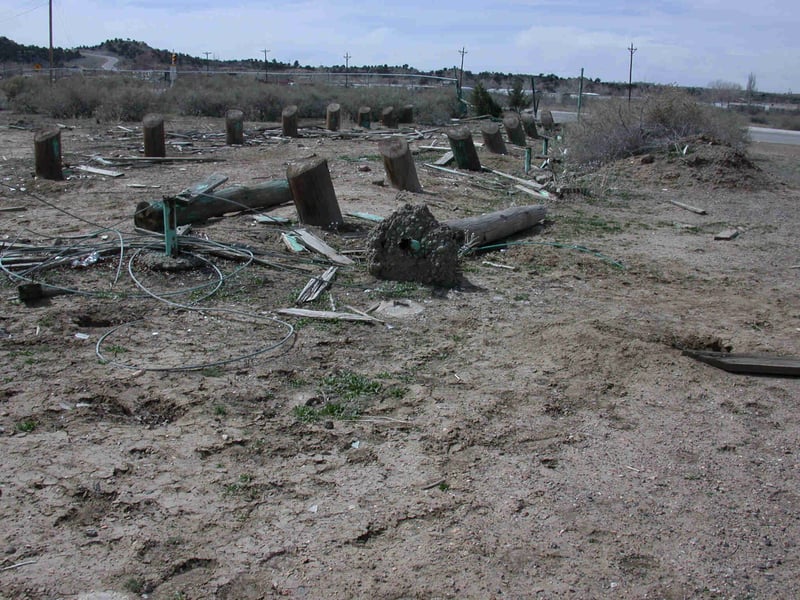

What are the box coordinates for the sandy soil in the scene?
[1,112,799,600]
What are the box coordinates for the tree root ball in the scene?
[366,204,464,287]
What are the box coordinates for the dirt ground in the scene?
[1,112,799,600]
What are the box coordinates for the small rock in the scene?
[358,165,371,172]
[640,154,654,164]
[85,528,99,538]
[5,545,16,554]
[323,420,334,430]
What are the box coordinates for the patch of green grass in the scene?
[387,386,408,400]
[293,401,353,422]
[368,281,420,299]
[513,293,530,302]
[16,420,37,433]
[438,482,450,492]
[107,344,127,357]
[213,404,227,416]
[8,349,34,359]
[555,212,625,238]
[323,370,382,400]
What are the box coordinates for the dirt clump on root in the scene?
[366,203,464,287]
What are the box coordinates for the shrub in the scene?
[563,88,747,166]
[507,77,531,113]
[470,82,502,117]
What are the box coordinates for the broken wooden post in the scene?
[225,109,244,145]
[446,125,482,171]
[358,106,372,129]
[34,126,63,181]
[379,137,423,193]
[444,204,546,247]
[480,121,508,155]
[282,105,299,137]
[287,158,344,229]
[521,112,539,138]
[381,106,397,128]
[503,113,527,146]
[134,180,292,231]
[398,104,414,123]
[326,103,341,131]
[143,114,166,157]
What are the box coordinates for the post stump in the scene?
[287,158,344,229]
[34,126,63,181]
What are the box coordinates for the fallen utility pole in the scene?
[444,204,546,247]
[134,179,292,231]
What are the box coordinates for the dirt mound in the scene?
[597,137,764,190]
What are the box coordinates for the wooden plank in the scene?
[714,228,740,240]
[514,184,550,199]
[433,151,455,166]
[253,214,291,224]
[668,199,707,215]
[682,349,800,377]
[487,168,544,189]
[74,165,125,178]
[423,163,472,177]
[296,266,338,304]
[102,156,224,163]
[292,228,354,265]
[276,308,376,322]
[281,233,305,252]
[346,211,384,222]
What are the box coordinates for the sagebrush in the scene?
[563,88,748,166]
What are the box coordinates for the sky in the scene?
[1,0,798,93]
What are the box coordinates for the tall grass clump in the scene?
[564,88,748,167]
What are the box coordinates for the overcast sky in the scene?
[1,0,797,92]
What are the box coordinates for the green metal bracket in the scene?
[161,172,229,257]
[524,147,532,174]
[542,137,549,156]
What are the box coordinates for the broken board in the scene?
[682,349,800,377]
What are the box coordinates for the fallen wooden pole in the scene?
[668,199,707,215]
[444,205,546,246]
[134,180,293,231]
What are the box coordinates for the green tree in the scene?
[507,77,531,113]
[470,82,501,117]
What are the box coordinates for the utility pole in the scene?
[262,48,270,82]
[344,52,351,88]
[203,51,211,75]
[577,67,584,121]
[627,42,637,105]
[48,0,54,83]
[458,46,468,90]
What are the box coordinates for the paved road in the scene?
[748,126,800,145]
[81,52,119,71]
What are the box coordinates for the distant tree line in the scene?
[0,36,80,66]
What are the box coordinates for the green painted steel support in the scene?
[542,137,549,155]
[162,196,179,257]
[524,147,532,174]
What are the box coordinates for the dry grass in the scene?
[563,88,748,167]
[0,74,460,124]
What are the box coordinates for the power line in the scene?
[0,0,48,25]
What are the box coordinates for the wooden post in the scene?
[358,106,371,129]
[326,103,341,131]
[480,121,508,155]
[503,113,527,146]
[379,137,422,193]
[446,125,482,171]
[398,104,414,123]
[225,109,244,145]
[34,126,63,180]
[444,205,546,246]
[143,114,166,158]
[134,180,293,231]
[381,106,397,128]
[521,112,539,138]
[287,158,344,229]
[282,105,299,137]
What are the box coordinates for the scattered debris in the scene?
[74,165,124,178]
[276,308,379,323]
[281,233,305,253]
[296,267,338,304]
[714,228,740,241]
[292,228,354,265]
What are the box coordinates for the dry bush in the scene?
[564,88,748,167]
[1,73,461,124]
